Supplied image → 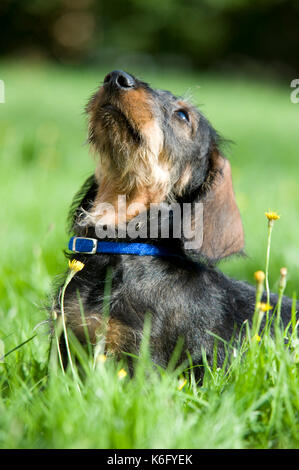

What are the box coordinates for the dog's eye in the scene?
[175,109,189,123]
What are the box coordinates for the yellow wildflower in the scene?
[265,211,280,221]
[280,267,287,278]
[279,267,288,290]
[68,259,85,272]
[97,354,107,363]
[254,270,265,283]
[252,334,261,343]
[117,368,127,379]
[257,302,273,312]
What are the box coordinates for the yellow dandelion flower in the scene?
[254,270,265,283]
[265,211,280,221]
[280,267,287,278]
[68,259,85,272]
[279,267,288,292]
[252,334,261,343]
[177,378,187,391]
[257,302,273,312]
[97,354,107,363]
[117,368,127,379]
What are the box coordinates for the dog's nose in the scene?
[103,70,135,90]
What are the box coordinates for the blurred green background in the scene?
[0,0,298,336]
[1,0,299,75]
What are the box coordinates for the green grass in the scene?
[0,61,298,449]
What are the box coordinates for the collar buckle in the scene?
[72,237,98,254]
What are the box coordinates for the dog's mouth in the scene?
[99,103,142,144]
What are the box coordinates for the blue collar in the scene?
[68,236,176,257]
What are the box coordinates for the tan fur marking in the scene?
[63,296,136,355]
[120,88,154,126]
[174,164,192,196]
[104,317,137,355]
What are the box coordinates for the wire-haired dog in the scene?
[55,70,297,376]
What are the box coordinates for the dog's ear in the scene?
[183,149,244,262]
[200,150,244,260]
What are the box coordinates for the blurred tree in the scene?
[0,0,298,75]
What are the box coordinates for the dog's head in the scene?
[77,70,244,262]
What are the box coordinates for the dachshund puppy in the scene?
[55,70,296,376]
